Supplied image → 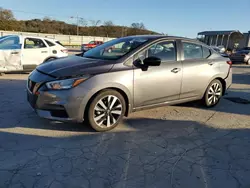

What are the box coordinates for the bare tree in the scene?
[131,22,146,30]
[90,20,101,27]
[161,32,167,35]
[78,18,88,27]
[103,20,114,37]
[0,8,16,31]
[0,7,15,20]
[89,20,101,37]
[43,16,52,21]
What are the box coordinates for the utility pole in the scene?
[71,15,88,36]
[76,15,79,36]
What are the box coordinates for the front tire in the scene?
[203,79,223,107]
[86,90,126,132]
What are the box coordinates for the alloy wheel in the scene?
[207,82,222,105]
[93,95,122,128]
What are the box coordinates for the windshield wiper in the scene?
[83,55,100,59]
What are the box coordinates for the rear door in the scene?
[44,39,56,55]
[180,41,217,99]
[21,37,49,70]
[133,40,182,107]
[0,36,22,71]
[44,39,68,58]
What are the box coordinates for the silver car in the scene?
[27,35,232,131]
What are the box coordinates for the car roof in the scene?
[3,34,57,41]
[122,35,200,42]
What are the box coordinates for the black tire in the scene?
[44,57,56,63]
[86,89,126,132]
[202,79,223,107]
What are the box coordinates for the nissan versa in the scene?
[27,35,232,131]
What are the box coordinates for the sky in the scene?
[1,0,249,37]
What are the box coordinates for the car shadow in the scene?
[178,88,250,116]
[0,117,250,187]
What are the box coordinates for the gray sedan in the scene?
[27,35,232,131]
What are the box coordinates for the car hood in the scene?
[36,56,115,78]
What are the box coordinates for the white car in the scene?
[0,35,68,72]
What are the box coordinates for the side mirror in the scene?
[143,56,161,66]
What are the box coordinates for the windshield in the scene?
[0,36,20,49]
[0,35,11,41]
[83,37,150,60]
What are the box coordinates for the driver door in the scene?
[0,36,22,72]
[133,40,182,108]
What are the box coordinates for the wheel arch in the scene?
[215,77,226,95]
[83,86,132,120]
[205,75,227,96]
[43,56,57,63]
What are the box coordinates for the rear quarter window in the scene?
[45,40,56,47]
[203,46,211,58]
[55,41,64,47]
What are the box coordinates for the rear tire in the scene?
[44,57,56,63]
[86,90,126,132]
[202,79,223,107]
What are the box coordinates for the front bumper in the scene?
[27,87,85,123]
[225,68,233,91]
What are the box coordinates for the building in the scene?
[197,30,250,49]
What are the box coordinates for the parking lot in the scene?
[0,65,249,188]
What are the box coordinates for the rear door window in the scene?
[183,42,203,60]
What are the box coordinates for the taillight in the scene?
[227,60,232,68]
[61,49,68,53]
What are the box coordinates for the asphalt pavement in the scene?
[0,65,250,188]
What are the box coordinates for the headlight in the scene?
[46,77,89,90]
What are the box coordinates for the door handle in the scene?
[11,52,19,55]
[41,51,48,53]
[171,68,181,73]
